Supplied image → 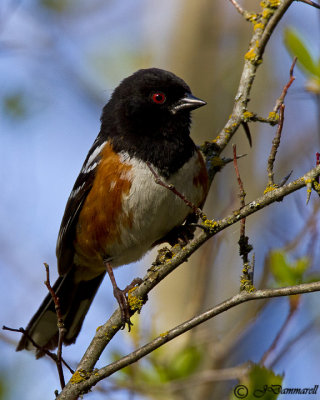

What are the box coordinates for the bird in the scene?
[16,68,209,358]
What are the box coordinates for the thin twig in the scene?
[270,321,316,368]
[273,57,297,113]
[53,3,319,396]
[44,263,66,389]
[146,161,205,219]
[98,365,249,396]
[3,326,57,360]
[295,0,320,9]
[278,170,293,187]
[211,0,295,159]
[228,0,245,15]
[260,298,298,365]
[316,152,320,183]
[241,121,252,147]
[233,145,253,287]
[56,280,320,399]
[2,325,74,374]
[56,162,320,400]
[228,0,253,19]
[233,145,246,238]
[284,201,320,252]
[267,104,285,186]
[267,57,296,187]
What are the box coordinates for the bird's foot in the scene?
[113,278,143,331]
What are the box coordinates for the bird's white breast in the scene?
[108,151,206,267]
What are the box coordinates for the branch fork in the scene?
[7,2,320,399]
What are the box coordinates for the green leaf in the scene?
[138,363,170,384]
[284,27,319,77]
[168,346,202,379]
[3,92,27,119]
[40,0,70,12]
[269,250,310,287]
[230,364,283,400]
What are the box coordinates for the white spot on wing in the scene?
[82,141,106,173]
[83,161,99,174]
[70,182,86,199]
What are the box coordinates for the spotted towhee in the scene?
[17,68,209,357]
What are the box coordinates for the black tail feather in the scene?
[16,269,105,358]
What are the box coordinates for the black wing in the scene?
[56,135,107,275]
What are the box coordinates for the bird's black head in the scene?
[102,68,206,137]
[100,68,206,176]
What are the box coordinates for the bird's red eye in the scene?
[151,92,166,104]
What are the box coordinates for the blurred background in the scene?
[1,0,320,399]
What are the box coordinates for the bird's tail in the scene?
[16,268,106,358]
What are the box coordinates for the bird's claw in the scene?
[113,278,143,331]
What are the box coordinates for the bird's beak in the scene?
[170,93,207,115]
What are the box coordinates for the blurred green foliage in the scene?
[0,373,7,400]
[269,250,310,287]
[230,364,283,400]
[39,0,70,13]
[2,92,28,120]
[112,342,203,394]
[284,27,320,95]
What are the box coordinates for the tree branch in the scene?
[273,56,297,113]
[33,2,320,398]
[206,0,294,163]
[232,144,254,289]
[267,104,285,187]
[295,0,320,9]
[56,280,320,399]
[56,162,320,399]
[146,161,205,219]
[228,0,253,19]
[44,263,67,389]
